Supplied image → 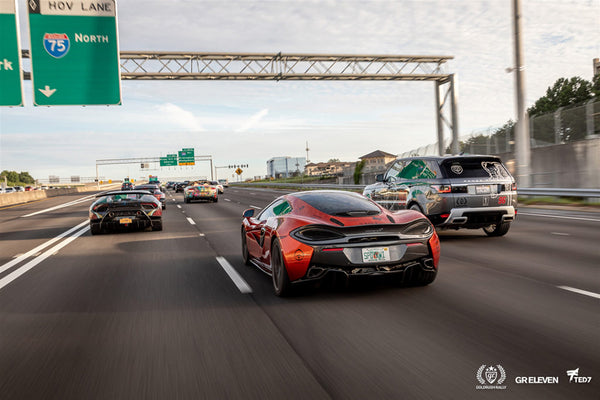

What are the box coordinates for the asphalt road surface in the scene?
[0,187,598,399]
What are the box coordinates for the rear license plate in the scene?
[475,185,491,194]
[119,218,132,224]
[362,247,390,263]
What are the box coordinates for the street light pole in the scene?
[513,0,531,187]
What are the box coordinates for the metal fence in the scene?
[401,99,599,157]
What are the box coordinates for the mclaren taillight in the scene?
[401,220,433,236]
[432,184,452,193]
[322,248,344,252]
[292,226,345,242]
[440,213,450,220]
[511,182,517,191]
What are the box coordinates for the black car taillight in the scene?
[93,204,108,212]
[451,186,468,193]
[293,226,345,242]
[142,202,158,210]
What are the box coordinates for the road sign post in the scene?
[27,0,121,106]
[0,0,24,106]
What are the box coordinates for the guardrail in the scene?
[231,182,600,198]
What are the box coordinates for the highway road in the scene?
[0,187,598,399]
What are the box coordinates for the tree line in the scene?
[1,170,36,187]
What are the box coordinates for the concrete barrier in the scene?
[0,184,120,208]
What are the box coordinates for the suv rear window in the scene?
[294,191,381,217]
[440,159,510,179]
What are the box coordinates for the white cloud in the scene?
[235,108,269,132]
[155,103,204,131]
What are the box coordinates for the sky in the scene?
[1,0,599,182]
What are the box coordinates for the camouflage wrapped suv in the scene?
[363,155,517,236]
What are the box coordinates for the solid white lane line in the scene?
[558,286,600,299]
[0,220,89,275]
[518,212,600,223]
[215,257,252,294]
[0,226,90,292]
[186,217,196,225]
[551,232,570,236]
[21,195,96,217]
[177,205,182,209]
[250,205,262,209]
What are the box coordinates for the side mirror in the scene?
[242,208,255,218]
[376,174,385,183]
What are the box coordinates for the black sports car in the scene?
[89,190,163,234]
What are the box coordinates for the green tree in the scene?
[18,171,35,184]
[354,160,365,184]
[327,158,340,163]
[528,77,592,117]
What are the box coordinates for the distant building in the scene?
[305,161,356,177]
[359,150,397,173]
[267,156,306,178]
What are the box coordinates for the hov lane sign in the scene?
[0,0,24,106]
[28,0,121,106]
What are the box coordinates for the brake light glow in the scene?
[433,185,452,193]
[322,248,344,252]
[440,213,450,220]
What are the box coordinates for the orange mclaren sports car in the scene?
[241,190,440,296]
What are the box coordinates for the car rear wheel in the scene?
[152,220,163,231]
[406,266,437,286]
[214,197,218,203]
[90,223,102,235]
[483,221,510,237]
[241,227,251,266]
[271,238,292,297]
[409,203,423,213]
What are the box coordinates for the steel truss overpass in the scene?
[23,51,459,155]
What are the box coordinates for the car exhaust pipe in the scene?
[450,216,467,224]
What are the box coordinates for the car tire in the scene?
[483,221,510,237]
[407,266,437,286]
[152,220,163,231]
[241,227,252,266]
[184,198,189,203]
[271,238,292,297]
[90,223,102,235]
[409,203,423,213]
[214,197,218,203]
[162,204,166,210]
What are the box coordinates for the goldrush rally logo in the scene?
[476,364,507,390]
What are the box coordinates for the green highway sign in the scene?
[160,157,177,167]
[0,0,24,106]
[178,148,195,166]
[28,0,121,106]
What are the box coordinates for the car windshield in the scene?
[293,191,381,216]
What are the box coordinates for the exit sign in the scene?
[0,0,24,106]
[28,0,121,106]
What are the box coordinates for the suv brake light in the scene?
[432,185,452,193]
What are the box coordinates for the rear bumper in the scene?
[299,256,435,282]
[437,206,515,228]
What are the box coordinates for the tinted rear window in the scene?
[441,159,511,179]
[294,191,381,217]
